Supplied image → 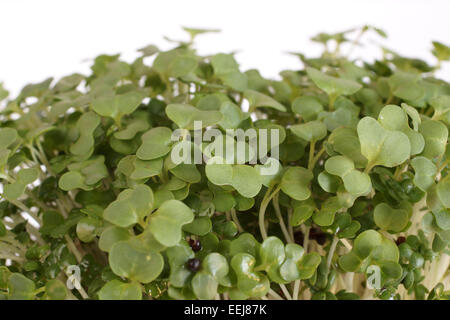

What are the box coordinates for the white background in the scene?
[1,0,449,96]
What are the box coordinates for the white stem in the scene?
[280,284,292,300]
[293,280,301,300]
[327,236,339,270]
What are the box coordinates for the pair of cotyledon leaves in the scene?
[2,271,67,300]
[339,230,402,285]
[58,156,108,191]
[205,157,313,201]
[103,184,194,246]
[100,193,194,284]
[3,168,39,200]
[230,235,320,298]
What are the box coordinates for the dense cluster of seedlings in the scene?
[0,26,449,300]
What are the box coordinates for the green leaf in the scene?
[230,233,260,257]
[76,216,102,243]
[432,41,450,61]
[0,128,17,150]
[218,101,248,129]
[328,127,367,168]
[378,105,424,155]
[59,156,108,191]
[169,55,197,78]
[182,216,212,236]
[136,127,173,160]
[7,273,35,300]
[313,196,341,226]
[103,184,154,228]
[131,157,163,180]
[324,156,371,196]
[191,272,218,300]
[318,171,340,193]
[338,252,362,272]
[280,167,313,201]
[244,89,286,112]
[166,242,194,287]
[109,240,164,283]
[354,230,383,259]
[388,71,424,101]
[91,91,143,122]
[298,252,322,279]
[306,67,362,97]
[401,103,421,131]
[291,120,327,142]
[45,279,67,300]
[148,199,194,246]
[259,237,286,282]
[211,53,239,75]
[98,280,142,300]
[99,226,132,252]
[70,111,100,157]
[411,156,437,191]
[291,203,315,226]
[430,95,450,123]
[183,27,220,40]
[231,253,270,298]
[357,116,410,168]
[4,168,39,200]
[419,120,448,159]
[373,203,409,232]
[292,96,323,121]
[279,243,305,282]
[205,159,262,198]
[436,175,450,208]
[202,253,229,283]
[432,209,450,230]
[166,104,222,130]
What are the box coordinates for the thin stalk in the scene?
[280,284,292,300]
[303,226,310,253]
[293,280,301,300]
[26,224,45,245]
[272,193,292,243]
[268,289,284,300]
[10,200,42,224]
[307,140,316,170]
[385,92,394,105]
[437,159,449,177]
[364,162,376,175]
[340,238,352,251]
[393,162,408,181]
[328,94,337,111]
[65,235,83,264]
[36,139,53,175]
[310,145,326,170]
[258,185,281,239]
[1,237,27,254]
[230,208,244,233]
[287,208,294,241]
[327,236,339,269]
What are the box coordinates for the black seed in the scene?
[191,240,202,252]
[186,258,201,272]
[188,238,196,247]
[396,236,406,245]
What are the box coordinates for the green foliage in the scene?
[0,26,448,301]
